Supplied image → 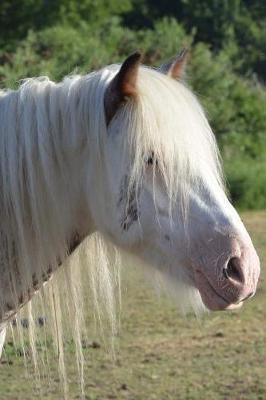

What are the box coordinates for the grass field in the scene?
[0,211,265,400]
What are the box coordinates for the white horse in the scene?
[0,51,260,370]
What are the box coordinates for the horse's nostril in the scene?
[223,257,243,283]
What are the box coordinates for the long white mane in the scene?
[0,63,223,393]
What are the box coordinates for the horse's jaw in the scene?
[119,190,261,313]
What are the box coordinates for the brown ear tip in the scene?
[128,51,143,63]
[120,51,142,75]
[135,50,142,58]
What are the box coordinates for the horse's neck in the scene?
[0,78,97,325]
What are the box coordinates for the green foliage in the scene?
[127,0,266,81]
[0,17,189,86]
[189,44,266,151]
[226,159,266,209]
[0,0,265,209]
[0,0,131,49]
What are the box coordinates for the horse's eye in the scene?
[147,156,154,165]
[145,152,158,167]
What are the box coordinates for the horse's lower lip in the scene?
[194,270,242,311]
[225,302,243,310]
[201,287,243,311]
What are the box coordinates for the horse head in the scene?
[90,52,260,311]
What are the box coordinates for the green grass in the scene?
[0,211,265,400]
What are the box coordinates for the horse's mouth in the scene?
[194,270,243,311]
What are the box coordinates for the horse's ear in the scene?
[104,52,142,125]
[159,48,188,80]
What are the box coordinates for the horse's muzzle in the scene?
[193,235,260,311]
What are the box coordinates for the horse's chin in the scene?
[194,270,243,311]
[199,288,243,311]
